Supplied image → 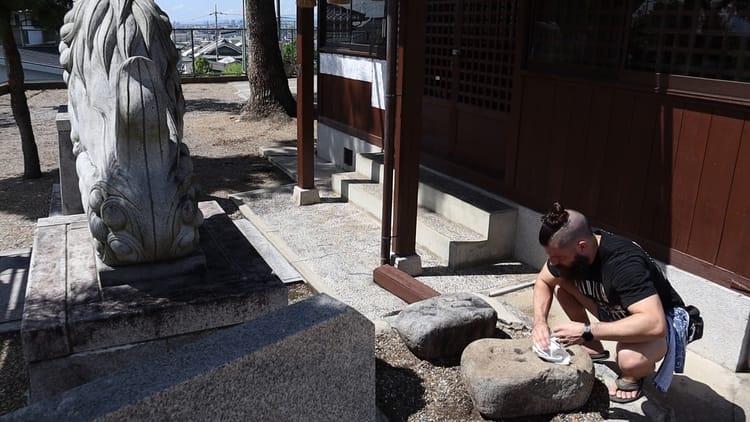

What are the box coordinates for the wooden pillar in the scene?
[296,2,314,190]
[391,0,426,259]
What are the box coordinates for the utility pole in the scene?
[277,0,281,39]
[208,4,224,63]
[214,3,219,62]
[242,0,247,73]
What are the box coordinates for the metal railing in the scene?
[171,27,301,78]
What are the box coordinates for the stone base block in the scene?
[461,338,594,419]
[392,254,423,276]
[292,185,320,206]
[392,292,496,361]
[10,294,375,422]
[21,201,287,402]
[95,248,207,287]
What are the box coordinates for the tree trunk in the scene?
[1,10,41,179]
[243,0,297,118]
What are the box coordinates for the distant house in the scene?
[0,10,64,82]
[179,38,244,74]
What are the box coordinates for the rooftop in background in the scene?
[0,45,64,82]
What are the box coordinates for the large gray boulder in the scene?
[392,292,497,361]
[461,338,594,419]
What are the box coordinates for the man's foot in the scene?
[609,377,644,404]
[581,341,610,361]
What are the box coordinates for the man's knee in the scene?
[616,340,667,374]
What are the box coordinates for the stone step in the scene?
[333,152,517,268]
[353,153,516,238]
[332,175,506,268]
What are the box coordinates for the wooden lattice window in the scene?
[627,0,750,82]
[528,0,627,69]
[424,0,518,113]
[457,0,517,112]
[424,0,457,100]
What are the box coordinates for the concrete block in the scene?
[55,107,83,215]
[392,254,423,276]
[21,201,287,401]
[292,185,320,206]
[7,294,375,422]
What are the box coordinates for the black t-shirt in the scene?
[547,230,685,321]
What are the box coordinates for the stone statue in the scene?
[58,0,202,265]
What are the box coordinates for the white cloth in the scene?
[532,337,571,365]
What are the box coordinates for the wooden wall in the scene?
[511,73,750,293]
[317,73,384,147]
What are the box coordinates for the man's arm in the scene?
[532,264,560,350]
[552,294,667,345]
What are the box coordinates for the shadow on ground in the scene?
[0,171,57,220]
[191,154,293,203]
[185,99,241,114]
[376,358,426,421]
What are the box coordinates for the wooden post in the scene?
[293,0,319,206]
[296,2,314,191]
[391,0,426,263]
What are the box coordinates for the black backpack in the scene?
[685,305,703,343]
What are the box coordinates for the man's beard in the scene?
[556,254,591,280]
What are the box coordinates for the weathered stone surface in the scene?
[59,0,201,266]
[392,292,497,361]
[461,338,594,419]
[55,107,83,215]
[8,295,375,422]
[22,201,287,401]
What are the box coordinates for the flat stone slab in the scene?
[6,294,375,422]
[0,249,30,333]
[232,219,302,284]
[21,201,287,401]
[461,338,594,419]
[392,292,497,361]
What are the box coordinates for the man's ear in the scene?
[576,239,587,253]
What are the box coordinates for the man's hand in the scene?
[551,321,587,347]
[532,321,551,351]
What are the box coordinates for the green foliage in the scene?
[193,57,211,75]
[221,62,244,75]
[281,40,296,64]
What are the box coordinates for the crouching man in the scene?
[531,202,691,403]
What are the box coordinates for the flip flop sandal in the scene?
[589,350,610,362]
[609,377,644,404]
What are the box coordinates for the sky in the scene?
[155,0,298,24]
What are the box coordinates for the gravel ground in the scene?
[0,84,609,421]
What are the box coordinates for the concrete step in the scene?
[332,174,509,268]
[340,153,517,267]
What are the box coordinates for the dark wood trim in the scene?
[373,265,440,303]
[521,70,750,111]
[180,75,248,84]
[505,0,528,191]
[318,116,383,148]
[24,81,67,90]
[297,5,315,190]
[392,0,426,258]
[318,45,386,59]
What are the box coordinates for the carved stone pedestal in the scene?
[21,201,287,402]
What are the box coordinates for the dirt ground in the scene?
[0,83,607,421]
